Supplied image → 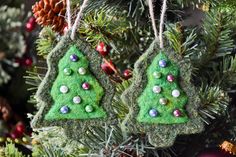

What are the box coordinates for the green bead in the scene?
[63,68,72,76]
[85,105,93,113]
[153,71,161,79]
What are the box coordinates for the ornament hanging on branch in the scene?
[121,0,204,147]
[31,0,115,141]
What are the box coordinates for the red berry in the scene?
[28,17,36,25]
[25,22,35,32]
[101,61,115,75]
[24,57,33,66]
[123,69,132,79]
[96,42,110,57]
[15,123,25,134]
[10,131,20,139]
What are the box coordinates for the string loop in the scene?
[66,0,72,29]
[70,0,89,40]
[148,0,168,49]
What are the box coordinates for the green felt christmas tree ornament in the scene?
[31,0,115,141]
[121,0,204,147]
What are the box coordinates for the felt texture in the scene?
[45,46,106,120]
[121,40,204,148]
[31,33,115,142]
[137,52,189,124]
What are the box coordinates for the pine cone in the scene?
[32,0,67,33]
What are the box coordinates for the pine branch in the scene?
[200,8,234,63]
[32,127,87,157]
[83,124,176,156]
[32,144,86,157]
[215,56,236,91]
[112,80,131,120]
[78,6,153,66]
[198,84,230,125]
[1,142,29,157]
[36,27,58,58]
[165,23,197,56]
[24,60,47,107]
[190,8,235,87]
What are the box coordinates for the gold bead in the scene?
[159,98,168,105]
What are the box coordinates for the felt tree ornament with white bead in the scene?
[44,45,107,120]
[121,0,204,148]
[31,0,114,141]
[137,51,189,124]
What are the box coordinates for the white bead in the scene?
[172,89,180,98]
[60,85,69,94]
[153,86,161,94]
[78,67,86,75]
[73,96,81,104]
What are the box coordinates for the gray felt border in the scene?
[31,33,115,141]
[121,40,204,148]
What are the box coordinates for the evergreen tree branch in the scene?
[165,23,197,56]
[36,27,58,58]
[1,142,29,157]
[198,84,230,125]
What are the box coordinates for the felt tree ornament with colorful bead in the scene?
[31,0,114,141]
[44,45,107,120]
[121,0,204,148]
[31,34,115,141]
[137,52,189,124]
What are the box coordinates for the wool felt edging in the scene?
[31,33,115,141]
[121,40,204,148]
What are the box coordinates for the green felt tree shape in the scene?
[137,52,189,124]
[45,45,106,120]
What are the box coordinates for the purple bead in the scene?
[82,82,90,90]
[159,60,167,68]
[173,109,182,117]
[60,106,70,114]
[70,54,79,62]
[167,74,175,82]
[149,109,158,117]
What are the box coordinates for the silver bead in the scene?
[172,89,180,98]
[73,96,81,104]
[60,85,69,94]
[153,86,161,94]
